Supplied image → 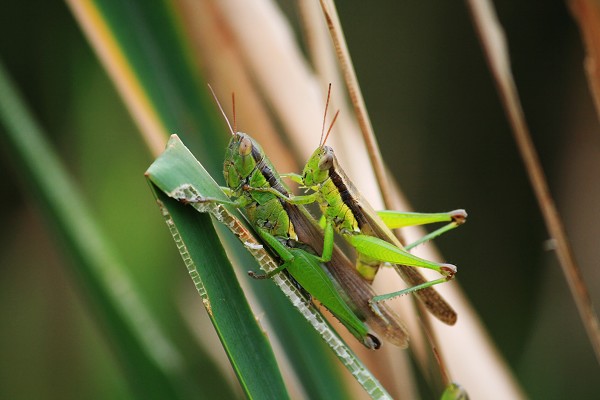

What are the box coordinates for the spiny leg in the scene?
[369,276,451,307]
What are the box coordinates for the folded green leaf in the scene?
[150,187,290,399]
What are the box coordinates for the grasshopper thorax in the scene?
[223,132,261,190]
[302,145,334,187]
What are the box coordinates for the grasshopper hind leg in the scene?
[357,253,458,325]
[377,209,467,251]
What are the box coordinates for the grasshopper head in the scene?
[223,132,260,190]
[302,146,334,187]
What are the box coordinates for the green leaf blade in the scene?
[148,171,290,400]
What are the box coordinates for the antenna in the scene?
[320,83,333,146]
[232,92,237,133]
[322,110,340,146]
[207,84,235,135]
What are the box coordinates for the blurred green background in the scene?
[1,1,599,399]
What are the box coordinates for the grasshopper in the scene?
[191,88,410,349]
[252,87,466,325]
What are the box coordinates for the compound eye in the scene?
[239,136,252,156]
[318,153,333,171]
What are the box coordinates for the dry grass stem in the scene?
[207,0,324,159]
[467,0,600,364]
[570,0,600,123]
[318,0,393,211]
[175,0,298,173]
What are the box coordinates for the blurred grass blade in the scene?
[67,0,225,168]
[146,135,395,400]
[0,60,238,398]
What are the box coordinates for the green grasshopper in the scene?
[192,88,410,349]
[251,88,466,325]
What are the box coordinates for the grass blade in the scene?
[148,187,290,399]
